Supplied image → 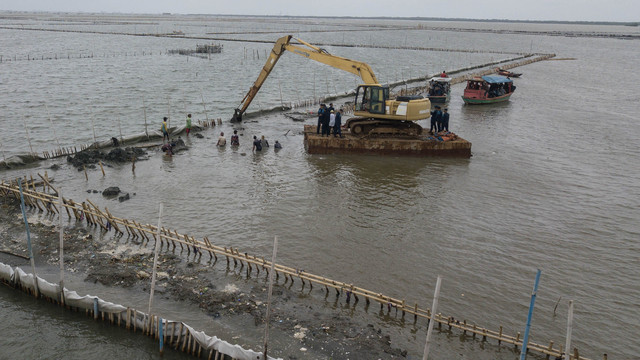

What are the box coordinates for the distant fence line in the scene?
[0,176,602,360]
[0,25,531,62]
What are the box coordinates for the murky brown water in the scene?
[1,12,639,359]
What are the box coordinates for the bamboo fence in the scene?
[0,175,603,360]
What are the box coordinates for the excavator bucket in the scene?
[230,108,242,122]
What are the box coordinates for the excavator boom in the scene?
[231,35,379,121]
[231,35,431,137]
[232,35,292,121]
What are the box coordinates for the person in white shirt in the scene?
[216,132,226,147]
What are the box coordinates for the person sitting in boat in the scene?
[440,70,447,77]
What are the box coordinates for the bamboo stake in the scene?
[99,161,105,177]
[0,140,7,166]
[126,307,131,329]
[175,323,183,349]
[21,113,35,155]
[263,236,278,359]
[200,91,210,123]
[148,203,163,314]
[58,188,65,306]
[167,96,171,129]
[118,118,124,145]
[36,173,56,195]
[520,269,542,360]
[45,104,62,151]
[89,107,98,147]
[17,179,39,298]
[564,301,574,360]
[159,317,164,354]
[142,96,149,139]
[423,275,442,360]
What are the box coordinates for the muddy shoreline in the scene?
[0,194,409,359]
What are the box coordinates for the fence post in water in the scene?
[89,107,98,147]
[167,97,171,129]
[21,114,35,155]
[519,269,542,360]
[18,179,40,298]
[263,235,278,359]
[58,188,65,306]
[563,300,574,360]
[148,203,163,314]
[118,118,124,144]
[45,104,62,152]
[0,140,6,165]
[93,297,99,320]
[200,91,210,124]
[142,96,149,139]
[159,317,164,354]
[422,275,442,360]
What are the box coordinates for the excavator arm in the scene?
[231,35,379,121]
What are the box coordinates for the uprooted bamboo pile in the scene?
[0,175,601,360]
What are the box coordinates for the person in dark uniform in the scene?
[430,106,441,134]
[317,104,326,134]
[442,108,450,132]
[321,106,331,136]
[334,108,343,137]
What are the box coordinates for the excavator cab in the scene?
[348,84,430,137]
[355,85,389,115]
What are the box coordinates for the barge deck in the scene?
[303,125,471,157]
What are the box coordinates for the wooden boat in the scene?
[497,68,522,77]
[462,75,516,104]
[426,76,451,103]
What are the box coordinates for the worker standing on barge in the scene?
[317,104,326,134]
[442,108,450,132]
[430,106,441,134]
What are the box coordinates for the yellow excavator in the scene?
[231,35,431,137]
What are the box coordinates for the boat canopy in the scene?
[481,75,513,84]
[429,77,452,83]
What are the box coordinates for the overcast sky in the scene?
[1,0,639,22]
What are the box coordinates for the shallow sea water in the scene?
[1,13,639,359]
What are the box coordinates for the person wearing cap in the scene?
[430,106,441,134]
[161,117,170,142]
[317,103,326,134]
[442,108,450,132]
[334,108,343,138]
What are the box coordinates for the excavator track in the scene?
[345,117,423,138]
